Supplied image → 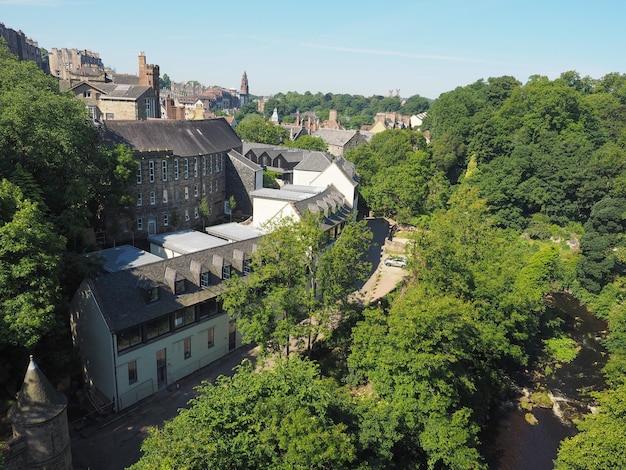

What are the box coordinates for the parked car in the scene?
[384,256,407,268]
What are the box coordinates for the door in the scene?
[148,219,157,235]
[228,320,237,351]
[156,348,167,389]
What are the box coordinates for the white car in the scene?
[384,256,407,268]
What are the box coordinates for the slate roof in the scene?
[311,128,359,146]
[293,152,332,172]
[70,82,153,100]
[228,149,262,171]
[86,237,260,332]
[8,356,67,424]
[148,229,229,254]
[102,119,242,157]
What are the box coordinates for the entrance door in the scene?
[228,321,237,351]
[156,348,167,389]
[148,219,157,235]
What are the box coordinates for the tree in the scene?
[130,356,357,470]
[284,135,328,151]
[159,73,171,90]
[220,214,371,356]
[0,179,65,348]
[235,114,287,145]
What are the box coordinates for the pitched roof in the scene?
[8,356,67,424]
[102,119,242,157]
[85,237,260,332]
[310,128,359,146]
[294,151,332,172]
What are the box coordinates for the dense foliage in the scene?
[0,43,137,386]
[237,91,430,130]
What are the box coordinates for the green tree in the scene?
[158,73,171,90]
[0,180,65,348]
[220,214,371,356]
[284,134,328,151]
[130,357,357,470]
[235,114,287,145]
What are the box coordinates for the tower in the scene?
[138,51,161,118]
[239,71,249,107]
[6,356,72,469]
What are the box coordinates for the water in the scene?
[483,292,608,469]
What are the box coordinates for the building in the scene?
[70,237,258,411]
[5,356,72,470]
[239,71,249,106]
[68,81,159,121]
[97,119,242,246]
[0,23,48,72]
[309,128,368,157]
[48,47,105,82]
[225,149,264,218]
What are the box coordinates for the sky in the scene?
[2,0,625,100]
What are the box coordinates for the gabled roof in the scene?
[102,119,242,157]
[8,356,67,424]
[294,151,332,172]
[85,237,260,332]
[311,128,359,146]
[69,81,153,100]
[148,229,229,254]
[228,149,262,171]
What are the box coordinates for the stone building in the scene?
[239,71,249,106]
[98,119,242,246]
[0,22,48,72]
[48,48,105,82]
[225,150,263,217]
[4,356,72,470]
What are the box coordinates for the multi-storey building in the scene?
[0,22,48,72]
[98,119,242,246]
[48,47,105,81]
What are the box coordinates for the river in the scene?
[482,292,608,469]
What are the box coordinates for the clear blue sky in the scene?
[2,0,625,99]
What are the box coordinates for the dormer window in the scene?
[200,271,210,288]
[222,264,231,280]
[243,258,253,275]
[175,278,186,295]
[148,286,159,303]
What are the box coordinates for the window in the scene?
[243,258,253,275]
[145,98,155,118]
[183,337,191,359]
[146,315,170,340]
[185,209,190,221]
[163,189,168,203]
[184,158,189,179]
[137,164,142,184]
[207,328,215,348]
[184,187,189,200]
[214,180,218,192]
[194,157,198,177]
[194,184,199,197]
[83,90,91,98]
[202,156,207,176]
[148,286,159,303]
[149,160,155,183]
[162,160,168,181]
[202,183,206,196]
[174,159,179,180]
[222,264,231,280]
[105,113,114,120]
[210,155,213,174]
[175,307,195,329]
[194,207,199,219]
[137,218,143,231]
[163,213,169,226]
[128,360,137,384]
[117,327,142,353]
[175,278,186,294]
[200,271,210,288]
[150,191,156,205]
[137,193,143,206]
[198,298,218,319]
[209,181,213,194]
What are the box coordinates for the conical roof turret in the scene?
[8,355,67,424]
